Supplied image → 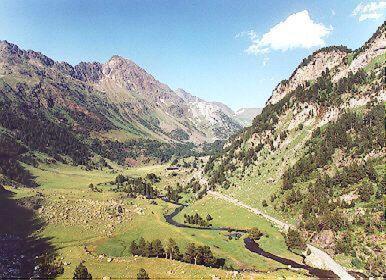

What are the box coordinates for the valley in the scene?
[0,15,385,280]
[1,161,311,279]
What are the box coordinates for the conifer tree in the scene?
[73,262,92,280]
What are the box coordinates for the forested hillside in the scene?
[205,22,385,277]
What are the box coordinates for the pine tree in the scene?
[166,238,180,260]
[197,245,216,267]
[145,241,153,257]
[184,243,198,265]
[73,262,92,280]
[130,240,139,255]
[152,239,164,258]
[138,237,146,256]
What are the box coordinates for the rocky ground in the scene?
[36,193,145,237]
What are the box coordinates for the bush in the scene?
[351,257,362,269]
[248,227,263,240]
[137,268,149,280]
[285,229,306,250]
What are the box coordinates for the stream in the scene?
[164,204,246,232]
[163,203,342,279]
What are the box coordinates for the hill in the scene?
[205,21,386,277]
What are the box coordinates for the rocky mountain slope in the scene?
[0,40,248,176]
[175,88,243,139]
[205,22,385,277]
[175,88,261,134]
[0,41,243,145]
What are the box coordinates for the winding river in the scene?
[163,203,341,279]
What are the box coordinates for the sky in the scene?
[0,0,385,110]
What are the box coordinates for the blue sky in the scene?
[0,0,385,109]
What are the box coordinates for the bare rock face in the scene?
[235,108,262,126]
[268,23,386,105]
[175,88,242,140]
[0,40,54,67]
[101,55,172,95]
[268,48,349,105]
[74,62,103,83]
[333,24,386,82]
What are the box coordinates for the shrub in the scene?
[137,268,149,280]
[351,257,362,269]
[248,227,263,240]
[285,229,306,250]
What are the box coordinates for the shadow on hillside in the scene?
[0,188,56,278]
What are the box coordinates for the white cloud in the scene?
[244,10,332,56]
[352,1,386,21]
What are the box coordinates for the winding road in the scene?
[207,190,355,280]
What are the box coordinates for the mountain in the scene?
[175,88,242,139]
[235,107,262,125]
[0,41,246,170]
[0,41,243,144]
[205,22,385,277]
[175,88,261,134]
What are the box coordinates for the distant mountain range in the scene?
[235,108,262,125]
[0,40,262,171]
[0,41,260,146]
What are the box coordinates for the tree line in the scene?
[130,238,225,268]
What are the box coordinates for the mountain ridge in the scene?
[204,21,385,277]
[0,40,248,145]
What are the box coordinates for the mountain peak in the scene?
[108,55,135,64]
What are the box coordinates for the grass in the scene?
[364,52,386,72]
[175,195,304,262]
[5,162,309,278]
[94,198,285,271]
[221,127,311,224]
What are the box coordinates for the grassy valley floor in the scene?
[2,162,311,279]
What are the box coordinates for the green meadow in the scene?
[6,162,309,279]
